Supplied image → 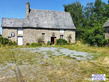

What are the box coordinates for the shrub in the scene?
[26,43,30,46]
[67,34,72,43]
[37,43,42,46]
[50,42,54,45]
[13,41,17,45]
[57,39,68,45]
[7,41,17,46]
[31,43,37,47]
[83,25,105,46]
[31,43,42,47]
[103,39,109,46]
[8,41,13,46]
[0,37,8,45]
[37,37,42,43]
[0,36,17,46]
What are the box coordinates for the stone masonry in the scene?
[2,28,75,45]
[104,27,109,39]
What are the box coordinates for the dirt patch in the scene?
[102,58,109,65]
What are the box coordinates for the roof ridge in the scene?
[30,9,69,13]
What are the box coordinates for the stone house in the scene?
[1,2,76,45]
[103,19,109,39]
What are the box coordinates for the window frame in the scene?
[42,33,45,41]
[60,29,64,34]
[60,35,64,39]
[18,28,23,34]
[8,37,11,40]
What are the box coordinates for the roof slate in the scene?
[1,9,76,29]
[1,18,25,27]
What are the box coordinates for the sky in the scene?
[0,0,107,34]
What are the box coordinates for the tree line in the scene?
[64,0,109,46]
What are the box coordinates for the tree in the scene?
[94,0,106,24]
[64,0,109,46]
[104,0,109,20]
[83,2,95,28]
[83,24,105,46]
[64,1,84,39]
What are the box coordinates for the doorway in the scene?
[51,37,56,44]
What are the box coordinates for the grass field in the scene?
[0,42,109,82]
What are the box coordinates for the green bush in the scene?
[50,42,54,45]
[31,43,37,47]
[37,37,42,43]
[31,43,42,47]
[104,39,109,46]
[57,39,68,45]
[37,43,42,46]
[13,41,17,45]
[0,37,8,45]
[83,25,105,46]
[8,41,13,46]
[0,36,17,46]
[26,43,30,46]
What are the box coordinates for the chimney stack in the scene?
[26,2,30,16]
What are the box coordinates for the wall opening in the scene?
[51,37,56,44]
[18,36,23,45]
[18,28,23,34]
[60,35,64,39]
[42,33,45,42]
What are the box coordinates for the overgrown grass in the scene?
[56,41,109,59]
[0,42,109,81]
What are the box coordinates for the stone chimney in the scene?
[26,2,30,16]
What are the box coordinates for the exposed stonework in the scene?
[2,28,17,42]
[23,28,75,44]
[104,27,109,39]
[2,28,75,45]
[26,2,30,16]
[103,19,109,39]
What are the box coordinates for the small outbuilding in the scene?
[103,19,109,39]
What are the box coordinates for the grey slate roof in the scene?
[1,9,76,29]
[1,18,25,27]
[103,19,109,27]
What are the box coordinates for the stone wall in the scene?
[2,28,75,45]
[23,28,75,44]
[2,28,17,42]
[105,27,109,39]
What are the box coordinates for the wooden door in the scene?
[54,37,56,44]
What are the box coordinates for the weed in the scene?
[0,42,109,81]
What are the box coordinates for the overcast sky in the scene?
[0,0,107,34]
